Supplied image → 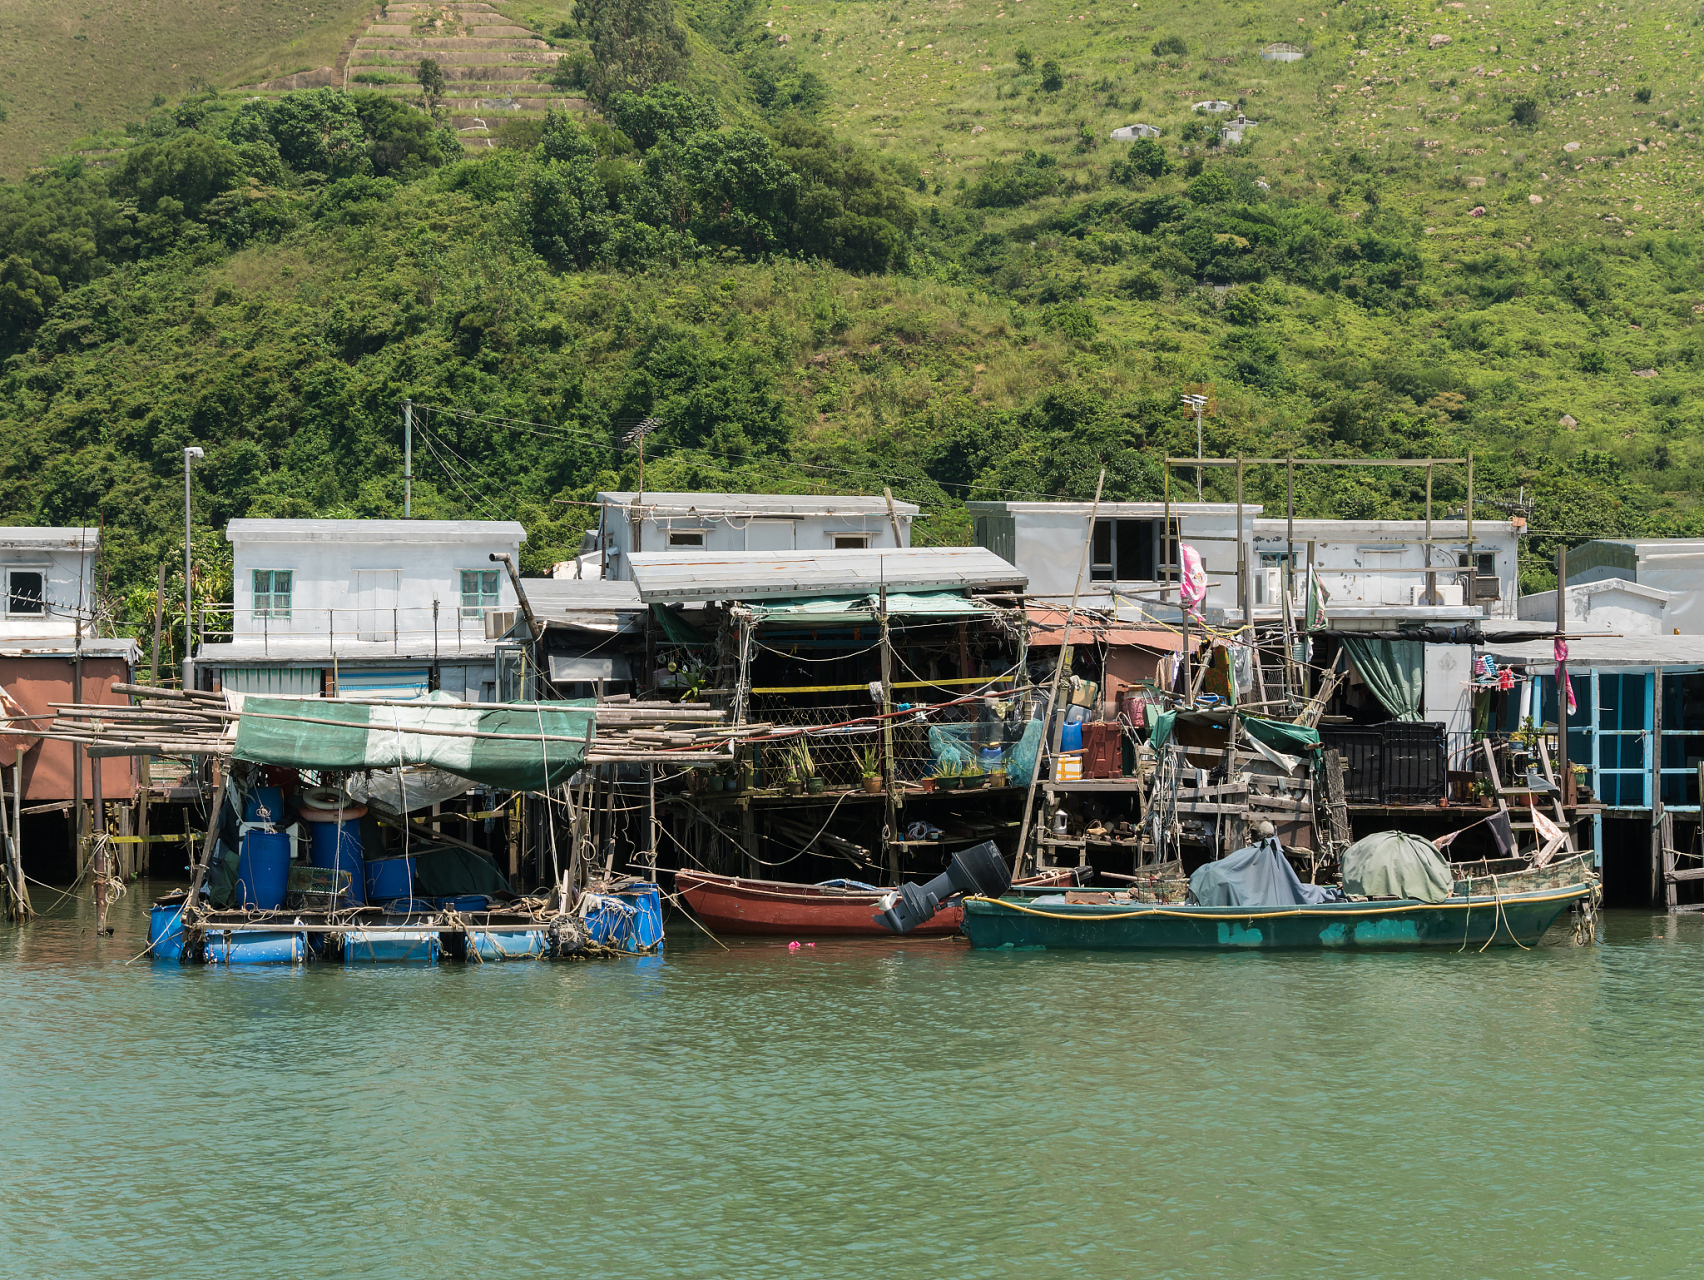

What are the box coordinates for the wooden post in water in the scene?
[92,751,107,934]
[879,580,899,886]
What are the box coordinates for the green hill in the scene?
[0,0,375,178]
[2,0,1702,658]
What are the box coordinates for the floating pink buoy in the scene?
[788,941,801,951]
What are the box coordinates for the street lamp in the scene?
[1180,394,1208,501]
[184,447,204,687]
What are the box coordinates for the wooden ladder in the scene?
[1481,739,1577,862]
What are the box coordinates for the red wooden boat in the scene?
[674,867,1079,937]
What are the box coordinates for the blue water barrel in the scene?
[617,884,665,951]
[306,819,365,905]
[980,745,1004,770]
[205,929,306,964]
[243,786,285,826]
[1059,720,1084,753]
[436,895,488,913]
[148,902,186,962]
[363,854,416,903]
[236,830,292,910]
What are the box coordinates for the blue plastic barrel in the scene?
[617,883,665,951]
[470,930,547,961]
[980,745,1004,770]
[1059,720,1084,752]
[236,830,292,910]
[205,929,306,965]
[306,818,365,905]
[243,786,285,825]
[148,902,187,962]
[363,854,416,903]
[436,895,488,913]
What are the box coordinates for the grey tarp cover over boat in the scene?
[1188,837,1336,906]
[1341,830,1456,903]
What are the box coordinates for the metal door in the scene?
[355,569,401,643]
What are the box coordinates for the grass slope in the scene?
[0,0,371,177]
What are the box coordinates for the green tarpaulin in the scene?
[1342,636,1424,722]
[1342,830,1455,903]
[746,591,988,626]
[651,603,712,647]
[1148,708,1177,751]
[1236,713,1321,757]
[234,697,595,791]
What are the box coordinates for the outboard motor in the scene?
[873,841,1012,934]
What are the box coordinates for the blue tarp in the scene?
[1188,837,1337,906]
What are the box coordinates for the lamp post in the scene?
[184,447,204,687]
[620,416,662,554]
[1180,394,1208,501]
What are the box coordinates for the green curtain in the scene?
[1341,637,1424,722]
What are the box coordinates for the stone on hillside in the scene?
[1560,414,1578,428]
[1429,33,1452,48]
[1529,194,1543,204]
[1564,141,1581,152]
[1633,369,1659,378]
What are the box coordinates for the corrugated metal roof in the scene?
[521,578,645,635]
[0,527,100,549]
[597,492,918,515]
[225,519,525,544]
[628,547,1026,602]
[966,501,1262,517]
[1483,636,1704,667]
[522,579,642,612]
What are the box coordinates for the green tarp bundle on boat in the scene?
[1342,830,1455,903]
[233,697,594,791]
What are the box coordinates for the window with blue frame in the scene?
[1592,672,1648,807]
[1661,672,1704,807]
[1538,670,1596,781]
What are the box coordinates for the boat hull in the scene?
[676,869,1075,937]
[961,885,1594,951]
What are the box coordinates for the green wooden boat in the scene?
[960,883,1594,951]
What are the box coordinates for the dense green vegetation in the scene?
[3,0,1704,648]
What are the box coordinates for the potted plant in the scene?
[786,737,818,794]
[990,764,1008,788]
[857,744,883,793]
[961,761,985,790]
[936,759,962,790]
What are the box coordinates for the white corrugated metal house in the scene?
[585,493,917,581]
[1565,539,1704,635]
[966,500,1258,617]
[1518,578,1676,635]
[194,519,525,701]
[0,527,102,642]
[1250,518,1522,618]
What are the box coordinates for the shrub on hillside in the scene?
[1151,35,1187,58]
[961,149,1060,207]
[1110,138,1170,184]
[1040,60,1064,92]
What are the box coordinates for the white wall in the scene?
[0,530,98,641]
[1251,520,1521,617]
[1632,563,1704,635]
[228,522,522,650]
[596,496,913,581]
[993,504,1256,609]
[1518,580,1671,636]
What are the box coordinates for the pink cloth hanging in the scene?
[1179,543,1207,618]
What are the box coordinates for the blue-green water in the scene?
[1,884,1698,1279]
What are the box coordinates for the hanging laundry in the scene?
[1178,543,1207,617]
[1554,637,1576,714]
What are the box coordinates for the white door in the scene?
[355,569,401,642]
[745,520,796,552]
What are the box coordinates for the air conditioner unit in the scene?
[1409,584,1464,607]
[1252,567,1283,605]
[484,609,519,640]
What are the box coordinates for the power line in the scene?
[408,400,1111,504]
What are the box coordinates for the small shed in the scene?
[1193,100,1234,113]
[1260,42,1304,62]
[1110,123,1161,141]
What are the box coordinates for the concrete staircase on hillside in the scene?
[250,2,589,150]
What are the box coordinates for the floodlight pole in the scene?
[1181,395,1208,501]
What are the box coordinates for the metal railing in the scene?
[194,603,502,657]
